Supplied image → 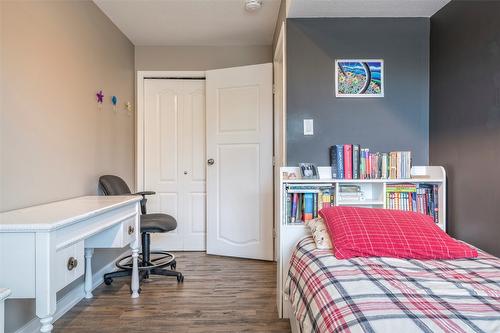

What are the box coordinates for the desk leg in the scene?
[36,232,55,333]
[39,317,53,333]
[130,246,140,298]
[84,248,94,299]
[130,204,140,298]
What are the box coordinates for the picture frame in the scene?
[299,163,319,179]
[335,59,384,97]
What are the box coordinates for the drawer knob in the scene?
[128,225,135,235]
[67,257,78,271]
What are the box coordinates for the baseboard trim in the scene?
[14,253,126,333]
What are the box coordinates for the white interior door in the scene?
[144,79,206,251]
[206,63,273,261]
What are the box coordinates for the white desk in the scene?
[0,288,10,333]
[0,196,141,333]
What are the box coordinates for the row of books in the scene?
[286,186,335,224]
[338,185,364,202]
[386,184,439,223]
[329,145,412,180]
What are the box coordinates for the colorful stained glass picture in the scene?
[335,59,384,97]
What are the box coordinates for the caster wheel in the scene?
[171,262,177,270]
[104,278,113,285]
[177,274,184,283]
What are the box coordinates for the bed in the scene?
[285,236,500,333]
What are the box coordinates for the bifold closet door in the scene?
[144,79,206,251]
[206,63,273,261]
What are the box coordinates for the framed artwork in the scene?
[335,59,384,97]
[299,163,319,179]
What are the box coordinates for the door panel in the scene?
[218,144,260,246]
[218,86,260,133]
[206,63,273,261]
[144,79,206,251]
[182,81,206,250]
[145,80,183,250]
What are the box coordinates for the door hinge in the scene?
[272,156,276,166]
[272,84,276,95]
[273,228,277,239]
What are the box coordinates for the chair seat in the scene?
[140,213,177,233]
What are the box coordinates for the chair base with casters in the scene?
[98,175,184,288]
[103,233,184,285]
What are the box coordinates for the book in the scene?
[389,152,397,179]
[344,144,353,179]
[303,193,314,221]
[336,144,344,180]
[381,153,389,179]
[286,185,335,224]
[286,193,292,223]
[360,148,366,179]
[352,144,360,179]
[396,152,402,179]
[329,146,338,179]
[385,183,439,223]
[291,193,298,223]
[331,145,413,180]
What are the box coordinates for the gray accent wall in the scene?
[430,0,500,256]
[286,18,430,166]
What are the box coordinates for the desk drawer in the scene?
[54,203,137,250]
[85,215,137,249]
[55,241,84,291]
[122,216,137,246]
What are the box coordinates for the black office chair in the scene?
[99,175,184,285]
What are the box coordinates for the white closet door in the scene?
[206,63,273,261]
[144,79,206,251]
[181,81,207,251]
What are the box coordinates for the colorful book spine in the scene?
[344,144,353,179]
[360,149,366,179]
[291,193,298,223]
[286,193,292,223]
[381,153,387,179]
[336,144,344,180]
[433,185,439,223]
[303,193,313,221]
[352,144,360,179]
[396,152,402,179]
[329,146,338,179]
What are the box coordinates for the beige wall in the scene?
[272,0,286,52]
[135,45,272,71]
[1,0,135,212]
[1,1,135,332]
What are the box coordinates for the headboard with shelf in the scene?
[276,165,447,318]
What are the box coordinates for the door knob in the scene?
[207,158,215,166]
[184,171,188,175]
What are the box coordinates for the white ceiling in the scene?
[94,0,281,46]
[287,0,450,18]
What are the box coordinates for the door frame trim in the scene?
[273,22,286,261]
[136,71,206,191]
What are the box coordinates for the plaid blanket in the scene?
[285,237,500,333]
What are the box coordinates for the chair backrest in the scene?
[99,175,132,196]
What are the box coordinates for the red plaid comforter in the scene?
[285,237,500,333]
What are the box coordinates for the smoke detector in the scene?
[245,0,263,11]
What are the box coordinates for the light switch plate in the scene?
[304,119,314,135]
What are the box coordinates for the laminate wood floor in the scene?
[54,252,291,333]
